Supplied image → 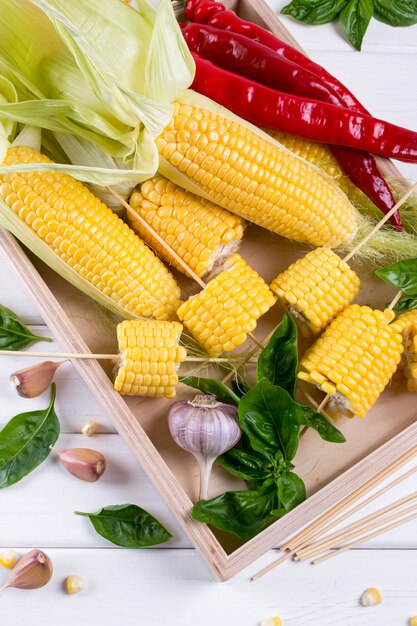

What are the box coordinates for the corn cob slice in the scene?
[270,248,360,335]
[114,320,187,397]
[391,311,417,392]
[157,102,357,248]
[0,147,182,320]
[298,305,403,418]
[128,176,245,279]
[177,254,276,357]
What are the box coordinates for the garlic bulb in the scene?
[54,448,106,482]
[168,395,241,500]
[10,361,64,398]
[0,549,53,591]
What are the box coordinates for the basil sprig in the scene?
[0,304,51,351]
[76,504,173,547]
[281,0,416,50]
[0,384,60,488]
[376,258,417,310]
[190,315,345,540]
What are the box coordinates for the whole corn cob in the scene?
[177,254,276,357]
[128,176,245,279]
[298,305,404,418]
[157,102,357,248]
[114,320,187,397]
[392,310,417,392]
[0,147,182,320]
[270,248,360,335]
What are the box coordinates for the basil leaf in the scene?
[0,305,51,351]
[192,488,278,540]
[281,0,349,24]
[275,471,306,513]
[75,504,172,547]
[256,313,298,397]
[0,384,59,488]
[217,449,271,481]
[392,296,417,312]
[297,404,346,443]
[376,259,417,295]
[340,0,373,50]
[374,0,417,26]
[179,375,239,405]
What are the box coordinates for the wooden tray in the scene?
[1,0,416,581]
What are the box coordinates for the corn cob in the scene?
[391,309,417,334]
[270,248,360,335]
[391,310,417,392]
[156,102,357,248]
[114,320,187,397]
[177,254,276,357]
[0,147,182,320]
[298,305,403,418]
[128,176,245,279]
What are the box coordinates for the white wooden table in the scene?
[1,4,417,624]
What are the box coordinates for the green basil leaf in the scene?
[179,375,239,405]
[374,0,417,26]
[0,384,59,488]
[340,0,373,50]
[256,313,298,397]
[376,259,417,295]
[281,0,349,24]
[192,488,278,540]
[275,472,306,512]
[217,449,271,481]
[392,296,417,312]
[0,304,51,351]
[297,404,346,443]
[75,504,172,547]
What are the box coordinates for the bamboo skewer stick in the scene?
[312,508,417,566]
[388,290,403,310]
[108,187,265,351]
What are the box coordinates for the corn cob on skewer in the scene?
[114,320,187,398]
[391,309,417,334]
[270,248,360,336]
[157,102,357,248]
[128,176,245,279]
[298,305,404,418]
[177,254,276,357]
[392,310,417,392]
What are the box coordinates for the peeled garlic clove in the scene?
[0,549,52,591]
[57,448,106,482]
[66,575,84,594]
[81,421,100,437]
[10,361,64,398]
[0,549,18,569]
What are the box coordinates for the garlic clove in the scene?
[0,549,52,591]
[81,420,100,437]
[0,549,18,569]
[57,448,106,482]
[66,575,84,594]
[10,361,64,398]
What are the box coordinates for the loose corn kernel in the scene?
[177,254,276,357]
[66,575,84,595]
[0,147,182,320]
[360,587,383,606]
[299,305,404,418]
[128,176,245,279]
[114,320,187,398]
[157,103,357,248]
[0,549,18,569]
[260,618,282,626]
[409,617,417,626]
[270,248,360,335]
[81,421,100,437]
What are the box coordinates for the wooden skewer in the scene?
[108,187,265,351]
[312,508,417,566]
[388,290,403,310]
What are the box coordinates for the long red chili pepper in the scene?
[182,22,402,229]
[184,0,369,114]
[190,53,417,163]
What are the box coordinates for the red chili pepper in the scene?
[190,53,417,163]
[182,22,402,230]
[184,0,369,114]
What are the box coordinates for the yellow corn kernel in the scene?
[260,618,282,626]
[0,549,18,569]
[157,103,357,248]
[81,421,100,437]
[66,575,84,595]
[409,617,417,626]
[177,254,276,357]
[128,176,245,279]
[299,305,403,418]
[114,320,187,398]
[360,587,383,606]
[0,147,182,320]
[270,248,360,335]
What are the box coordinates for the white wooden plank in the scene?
[0,251,42,323]
[1,548,417,625]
